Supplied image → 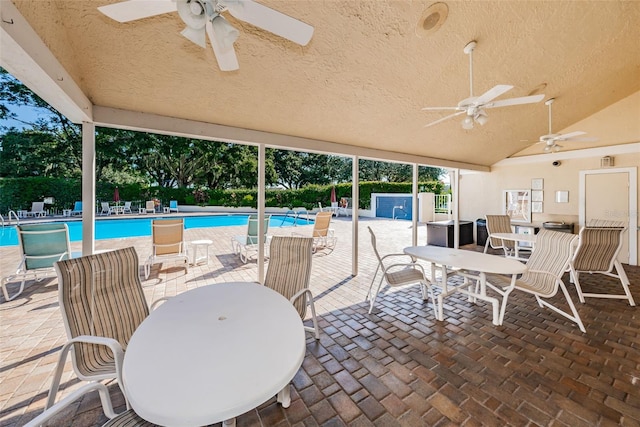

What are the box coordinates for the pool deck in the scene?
[1,216,639,426]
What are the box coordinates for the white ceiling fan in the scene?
[98,0,314,72]
[422,40,545,129]
[537,98,597,152]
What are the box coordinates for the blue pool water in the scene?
[0,214,313,247]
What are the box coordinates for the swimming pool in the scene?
[0,214,313,247]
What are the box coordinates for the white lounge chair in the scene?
[26,201,46,217]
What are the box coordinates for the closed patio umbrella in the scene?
[330,186,337,203]
[113,187,120,204]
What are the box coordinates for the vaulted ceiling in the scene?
[2,0,639,169]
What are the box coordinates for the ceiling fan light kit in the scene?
[422,40,545,129]
[536,98,596,153]
[98,0,314,72]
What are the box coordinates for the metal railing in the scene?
[434,194,451,215]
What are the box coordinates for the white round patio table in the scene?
[122,282,306,427]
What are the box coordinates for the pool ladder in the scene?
[0,210,20,228]
[280,207,311,227]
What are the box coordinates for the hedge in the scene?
[0,178,444,214]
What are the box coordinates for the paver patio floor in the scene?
[1,215,639,426]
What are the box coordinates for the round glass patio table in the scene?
[122,282,306,427]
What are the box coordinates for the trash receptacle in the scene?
[476,218,488,246]
[542,221,574,233]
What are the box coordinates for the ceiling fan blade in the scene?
[487,94,545,108]
[474,85,513,105]
[181,26,206,47]
[224,0,314,46]
[98,0,177,23]
[567,137,598,143]
[423,111,465,128]
[206,20,239,71]
[556,131,587,140]
[421,106,462,111]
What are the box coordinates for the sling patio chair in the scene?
[568,225,635,306]
[483,214,528,258]
[26,201,46,217]
[144,218,189,279]
[100,202,112,216]
[293,211,337,253]
[169,200,179,213]
[143,200,156,214]
[264,236,319,339]
[498,229,586,332]
[231,214,271,263]
[71,201,83,216]
[366,226,434,315]
[46,247,160,412]
[1,223,73,302]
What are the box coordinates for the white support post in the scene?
[257,144,266,283]
[81,122,96,255]
[412,163,419,247]
[449,169,460,248]
[352,156,359,276]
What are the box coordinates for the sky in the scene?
[1,104,52,130]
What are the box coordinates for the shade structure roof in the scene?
[2,0,639,169]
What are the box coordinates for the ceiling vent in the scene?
[416,3,448,37]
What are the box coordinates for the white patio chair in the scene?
[569,226,635,306]
[498,229,585,332]
[100,202,112,215]
[122,201,133,214]
[46,247,152,412]
[366,226,434,315]
[26,201,46,217]
[264,236,319,339]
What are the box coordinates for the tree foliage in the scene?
[1,68,447,189]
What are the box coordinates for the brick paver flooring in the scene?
[1,214,639,426]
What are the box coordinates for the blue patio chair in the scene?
[71,201,83,216]
[1,223,73,302]
[231,214,271,263]
[169,200,179,213]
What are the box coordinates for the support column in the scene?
[449,169,460,248]
[81,122,96,255]
[352,156,359,276]
[257,143,266,283]
[412,163,419,246]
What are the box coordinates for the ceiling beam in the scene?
[0,0,92,123]
[493,142,640,166]
[93,105,490,172]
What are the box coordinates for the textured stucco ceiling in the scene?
[8,0,640,167]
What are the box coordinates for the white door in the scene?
[581,168,637,265]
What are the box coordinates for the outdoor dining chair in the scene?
[483,214,518,256]
[293,211,337,253]
[366,226,434,315]
[498,229,585,332]
[264,236,319,340]
[1,223,73,302]
[144,218,189,279]
[568,226,635,306]
[231,214,271,263]
[46,247,152,412]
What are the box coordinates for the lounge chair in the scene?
[169,200,179,213]
[70,201,83,216]
[498,229,585,332]
[100,202,112,216]
[231,214,271,263]
[1,223,73,302]
[264,236,319,339]
[143,200,156,214]
[26,201,46,217]
[46,247,154,413]
[569,225,635,306]
[294,211,337,253]
[366,226,433,315]
[122,201,132,214]
[144,219,189,279]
